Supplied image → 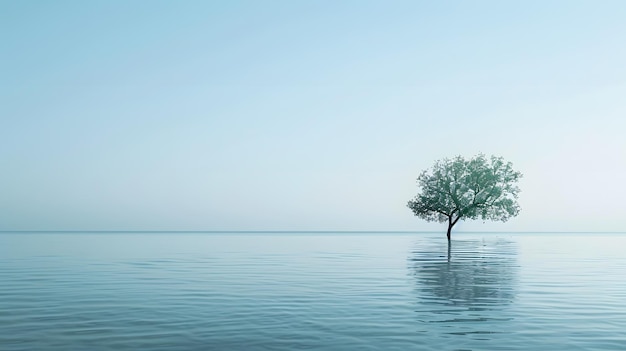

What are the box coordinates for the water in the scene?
[1,232,626,350]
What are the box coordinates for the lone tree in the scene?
[407,154,522,241]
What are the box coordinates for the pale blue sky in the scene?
[2,1,625,231]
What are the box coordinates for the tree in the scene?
[407,154,522,241]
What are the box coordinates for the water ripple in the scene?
[1,233,626,350]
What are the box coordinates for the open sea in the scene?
[1,232,625,350]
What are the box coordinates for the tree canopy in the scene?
[407,154,522,240]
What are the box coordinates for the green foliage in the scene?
[407,154,522,229]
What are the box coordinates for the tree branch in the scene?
[452,215,461,226]
[426,207,450,217]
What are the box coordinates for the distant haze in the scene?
[2,1,625,232]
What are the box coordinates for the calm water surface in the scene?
[1,232,626,350]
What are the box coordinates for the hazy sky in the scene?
[2,1,625,232]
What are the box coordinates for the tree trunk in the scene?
[446,214,460,241]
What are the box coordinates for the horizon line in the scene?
[1,230,625,234]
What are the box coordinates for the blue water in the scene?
[1,232,625,350]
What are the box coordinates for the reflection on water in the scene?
[409,238,518,338]
[4,233,626,350]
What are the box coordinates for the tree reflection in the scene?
[409,239,518,308]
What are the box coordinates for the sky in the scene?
[2,0,625,232]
